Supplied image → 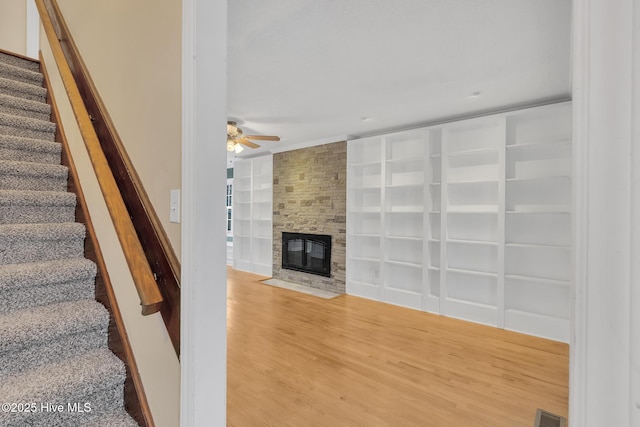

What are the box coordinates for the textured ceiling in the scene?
[227,0,571,159]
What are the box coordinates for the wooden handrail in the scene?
[37,0,181,355]
[35,0,163,315]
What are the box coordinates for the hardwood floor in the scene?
[227,268,569,426]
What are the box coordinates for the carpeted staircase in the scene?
[0,51,139,426]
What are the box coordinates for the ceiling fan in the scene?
[227,121,280,153]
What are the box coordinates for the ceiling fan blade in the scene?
[245,135,280,141]
[239,138,261,149]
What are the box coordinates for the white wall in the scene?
[39,27,180,427]
[55,0,183,258]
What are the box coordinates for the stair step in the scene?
[0,189,76,224]
[0,160,68,191]
[0,299,107,353]
[0,257,97,292]
[0,93,51,121]
[84,409,139,427]
[0,347,127,426]
[0,112,56,141]
[0,76,46,102]
[0,51,40,72]
[0,52,137,426]
[0,61,43,86]
[0,134,61,164]
[2,328,108,387]
[0,257,96,314]
[0,300,108,376]
[0,222,85,265]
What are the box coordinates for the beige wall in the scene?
[40,28,181,427]
[56,0,183,258]
[0,0,27,55]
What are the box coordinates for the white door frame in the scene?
[178,0,640,425]
[571,0,640,425]
[180,0,228,426]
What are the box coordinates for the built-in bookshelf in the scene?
[346,102,572,342]
[383,130,429,310]
[232,155,273,276]
[441,116,505,327]
[425,129,442,313]
[346,136,383,300]
[346,128,438,310]
[503,102,572,340]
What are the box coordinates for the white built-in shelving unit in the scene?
[346,102,571,342]
[346,136,384,300]
[426,130,442,313]
[503,104,572,340]
[441,115,505,327]
[346,128,440,311]
[232,155,273,276]
[383,130,429,310]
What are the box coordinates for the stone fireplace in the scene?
[272,141,346,293]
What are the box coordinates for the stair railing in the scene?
[35,0,163,316]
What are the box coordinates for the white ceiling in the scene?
[227,0,572,161]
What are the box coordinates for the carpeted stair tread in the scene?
[0,111,56,133]
[0,111,56,141]
[0,51,40,72]
[0,50,137,426]
[0,61,44,86]
[0,189,76,224]
[0,159,68,191]
[0,222,86,265]
[0,134,61,164]
[1,324,107,380]
[0,346,127,398]
[0,258,96,305]
[84,409,140,427]
[0,302,107,377]
[0,299,108,354]
[0,221,85,241]
[0,257,96,288]
[0,278,96,315]
[0,189,76,207]
[0,348,127,426]
[0,76,47,102]
[0,93,51,121]
[0,188,75,206]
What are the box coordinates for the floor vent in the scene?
[534,409,567,427]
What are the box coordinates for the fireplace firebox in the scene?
[282,232,331,277]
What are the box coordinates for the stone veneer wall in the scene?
[272,141,347,293]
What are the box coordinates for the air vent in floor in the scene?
[534,408,567,427]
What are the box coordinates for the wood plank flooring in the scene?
[227,268,569,426]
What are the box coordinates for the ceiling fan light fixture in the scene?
[226,120,279,151]
[227,121,238,135]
